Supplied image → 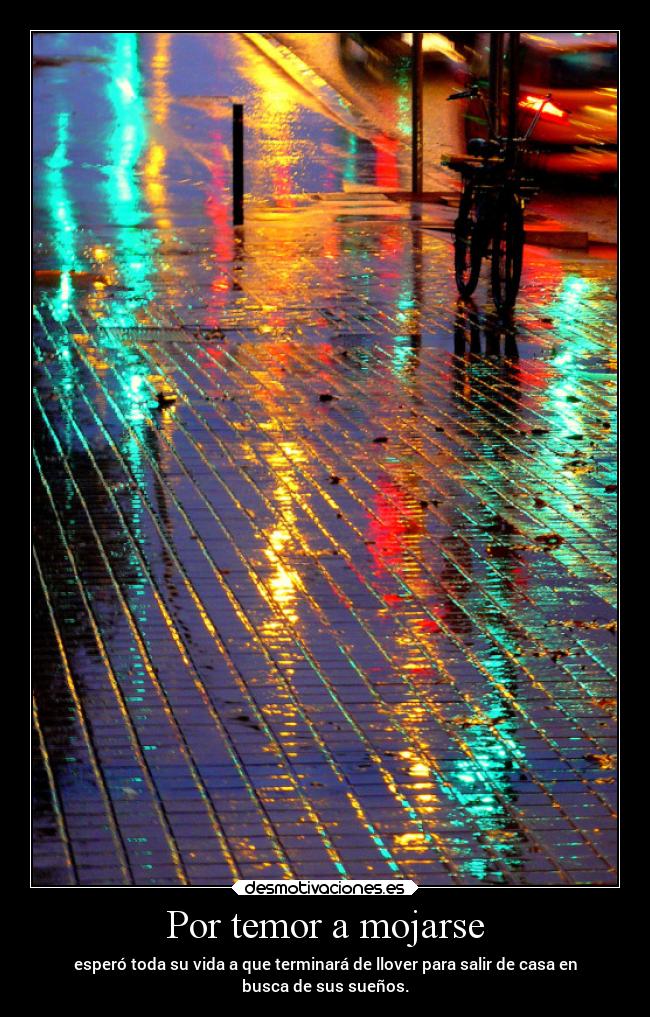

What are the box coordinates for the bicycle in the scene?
[445,84,552,311]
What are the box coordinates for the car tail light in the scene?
[518,95,568,121]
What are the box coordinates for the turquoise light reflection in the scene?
[103,33,156,325]
[43,112,80,323]
[343,133,358,185]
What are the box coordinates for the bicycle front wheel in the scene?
[454,182,483,299]
[491,193,524,312]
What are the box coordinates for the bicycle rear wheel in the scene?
[491,192,524,312]
[454,181,483,299]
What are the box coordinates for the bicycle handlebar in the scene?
[447,84,554,147]
[522,93,552,140]
[447,88,476,101]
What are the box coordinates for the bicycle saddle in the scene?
[467,137,501,158]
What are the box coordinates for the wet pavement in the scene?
[33,32,617,886]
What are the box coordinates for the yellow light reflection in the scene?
[144,34,173,231]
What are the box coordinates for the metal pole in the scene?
[411,32,423,195]
[488,32,504,139]
[232,102,244,226]
[507,32,521,149]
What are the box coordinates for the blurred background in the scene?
[33,31,617,245]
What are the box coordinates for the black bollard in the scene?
[232,103,244,226]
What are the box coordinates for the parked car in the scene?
[340,32,466,68]
[463,32,617,175]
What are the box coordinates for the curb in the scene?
[241,32,392,149]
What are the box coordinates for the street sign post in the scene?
[412,32,423,195]
[507,32,521,159]
[489,32,504,140]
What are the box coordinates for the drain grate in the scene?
[98,326,209,345]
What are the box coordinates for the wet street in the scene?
[32,32,617,886]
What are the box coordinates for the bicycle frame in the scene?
[447,84,551,310]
